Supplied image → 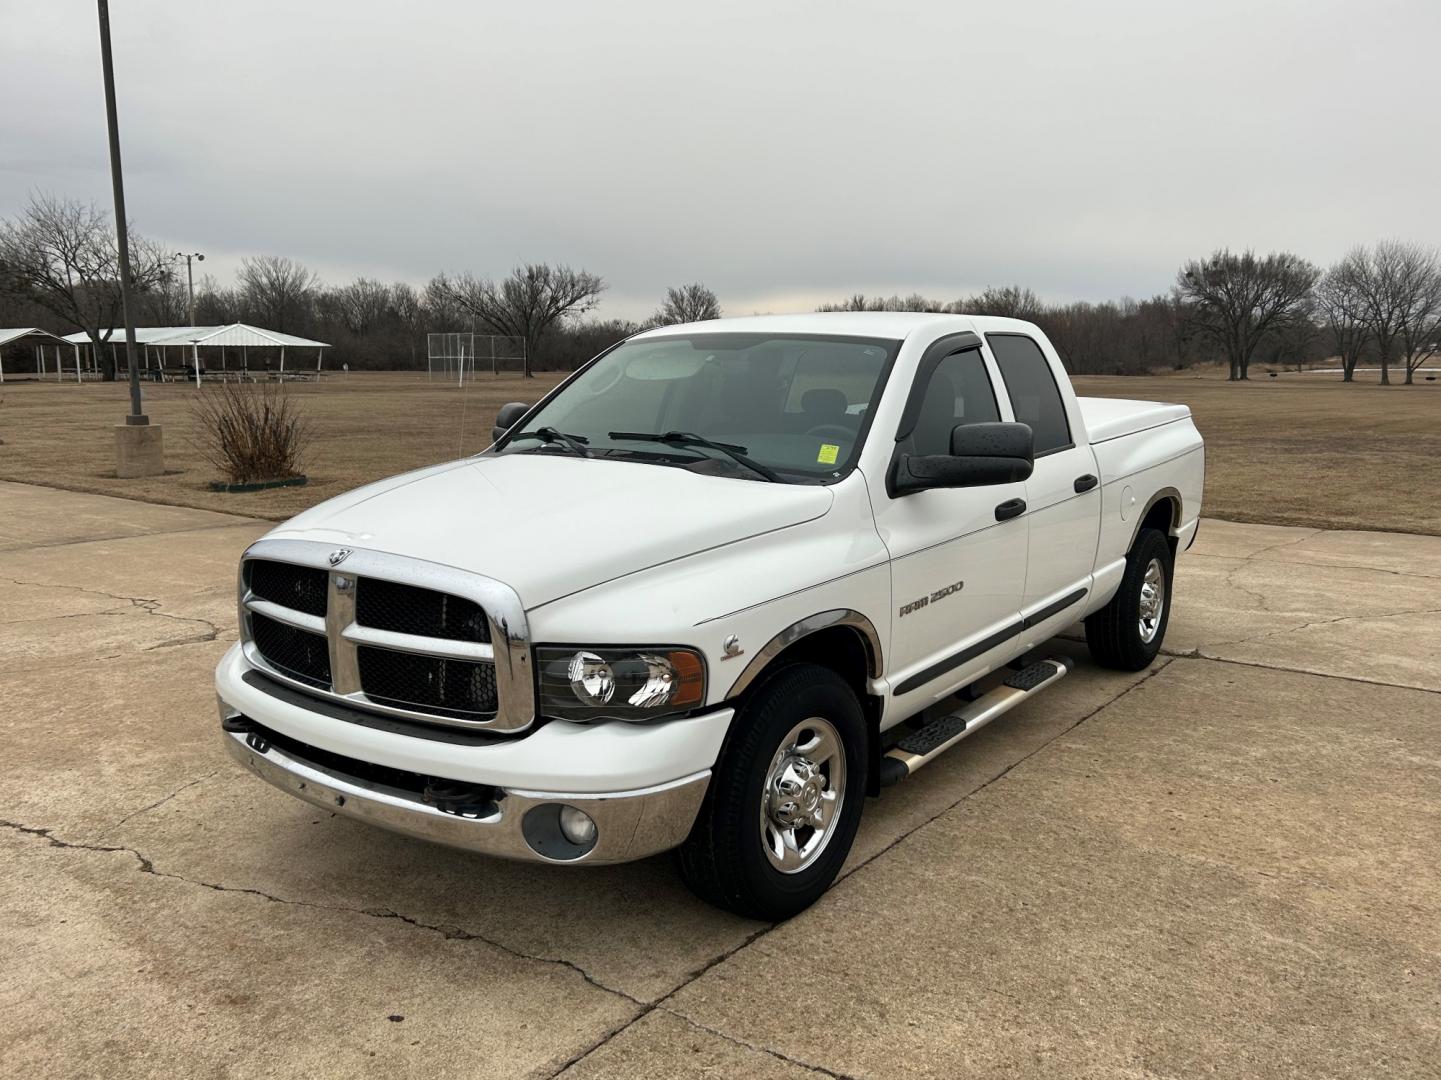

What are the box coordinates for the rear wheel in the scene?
[677,664,866,920]
[1085,527,1173,671]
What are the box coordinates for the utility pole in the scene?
[175,251,204,382]
[98,0,164,475]
[174,252,204,324]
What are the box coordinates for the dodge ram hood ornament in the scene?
[327,548,353,566]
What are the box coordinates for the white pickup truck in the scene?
[216,313,1203,918]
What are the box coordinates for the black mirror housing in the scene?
[949,421,1033,461]
[492,402,531,443]
[892,421,1033,494]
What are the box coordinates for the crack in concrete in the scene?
[653,1007,861,1079]
[1,816,845,1079]
[1178,604,1441,654]
[0,817,643,1007]
[0,574,223,651]
[0,516,261,553]
[102,769,223,835]
[1190,551,1441,582]
[1177,653,1441,696]
[1219,560,1276,614]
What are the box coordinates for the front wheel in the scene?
[677,664,867,920]
[1085,527,1173,671]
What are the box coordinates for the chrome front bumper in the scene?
[220,722,710,865]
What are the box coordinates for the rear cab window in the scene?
[986,333,1071,455]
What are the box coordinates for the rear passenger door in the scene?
[986,333,1100,632]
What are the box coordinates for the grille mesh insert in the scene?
[356,578,490,643]
[357,645,497,718]
[251,613,331,688]
[248,560,328,618]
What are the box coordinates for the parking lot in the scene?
[2,479,1438,1078]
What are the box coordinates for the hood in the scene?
[267,453,834,607]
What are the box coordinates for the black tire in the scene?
[677,664,867,920]
[1085,527,1174,671]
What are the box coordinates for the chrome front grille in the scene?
[237,539,533,732]
[249,611,331,688]
[356,577,491,643]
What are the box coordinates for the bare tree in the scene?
[392,282,424,367]
[328,277,395,336]
[438,263,605,377]
[955,285,1044,321]
[140,267,191,325]
[652,283,721,326]
[0,193,169,380]
[422,273,469,330]
[1396,248,1441,384]
[194,273,244,324]
[1257,306,1323,373]
[1175,249,1319,380]
[1315,263,1371,382]
[816,293,946,312]
[1336,241,1441,385]
[237,255,318,332]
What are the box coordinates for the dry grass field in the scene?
[1,367,1437,533]
[1073,370,1441,535]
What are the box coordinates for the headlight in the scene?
[538,645,706,722]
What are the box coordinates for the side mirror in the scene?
[892,421,1033,495]
[492,402,531,443]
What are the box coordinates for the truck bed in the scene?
[1077,396,1192,444]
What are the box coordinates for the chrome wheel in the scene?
[760,716,846,874]
[1138,557,1166,644]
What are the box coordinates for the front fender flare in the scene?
[724,609,884,700]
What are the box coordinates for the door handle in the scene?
[1073,474,1099,493]
[994,498,1026,521]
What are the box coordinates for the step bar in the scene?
[878,657,1071,787]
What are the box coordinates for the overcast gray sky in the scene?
[3,0,1438,321]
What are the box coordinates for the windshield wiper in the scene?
[510,427,593,458]
[608,430,780,482]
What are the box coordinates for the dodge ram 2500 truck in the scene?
[216,313,1203,919]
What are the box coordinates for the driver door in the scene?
[869,341,1029,714]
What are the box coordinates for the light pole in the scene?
[174,251,204,325]
[174,251,204,382]
[98,0,164,476]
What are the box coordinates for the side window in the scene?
[987,334,1071,454]
[911,349,1000,456]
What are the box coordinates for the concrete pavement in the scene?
[1,479,1437,1078]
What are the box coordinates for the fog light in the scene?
[559,805,597,846]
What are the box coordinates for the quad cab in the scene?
[217,313,1203,919]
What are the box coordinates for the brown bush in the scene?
[191,380,311,484]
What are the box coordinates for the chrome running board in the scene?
[878,657,1071,786]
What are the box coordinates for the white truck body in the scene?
[217,312,1203,913]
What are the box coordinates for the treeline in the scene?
[3,193,1437,382]
[818,287,1207,376]
[0,194,719,379]
[819,243,1441,384]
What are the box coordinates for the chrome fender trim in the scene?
[725,608,884,699]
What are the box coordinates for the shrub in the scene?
[191,381,311,484]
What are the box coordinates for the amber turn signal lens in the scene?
[666,649,705,707]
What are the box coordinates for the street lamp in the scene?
[97,0,164,477]
[174,252,204,384]
[173,251,204,325]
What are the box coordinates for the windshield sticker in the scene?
[817,444,840,465]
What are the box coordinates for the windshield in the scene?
[497,332,898,483]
